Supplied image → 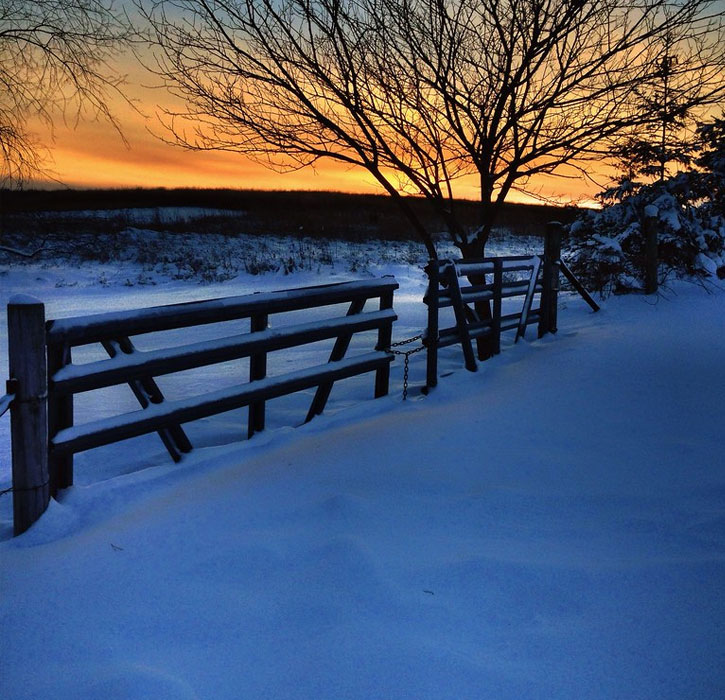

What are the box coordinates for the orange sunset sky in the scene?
[35,56,606,207]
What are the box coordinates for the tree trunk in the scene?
[460,224,493,361]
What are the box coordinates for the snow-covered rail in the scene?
[6,278,398,535]
[423,253,546,385]
[423,223,599,388]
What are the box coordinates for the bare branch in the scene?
[140,0,725,255]
[0,0,135,186]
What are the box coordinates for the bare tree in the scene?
[0,0,133,187]
[141,0,725,258]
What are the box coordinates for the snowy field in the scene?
[1,226,724,699]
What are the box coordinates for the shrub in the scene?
[568,175,725,296]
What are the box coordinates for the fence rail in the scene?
[6,228,600,537]
[424,253,544,383]
[46,279,397,345]
[7,277,398,535]
[0,380,15,417]
[421,222,603,389]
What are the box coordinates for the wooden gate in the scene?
[423,223,599,389]
[7,277,398,535]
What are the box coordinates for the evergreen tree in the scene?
[610,51,696,188]
[694,115,725,216]
[569,115,725,294]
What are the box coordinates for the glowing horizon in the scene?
[25,65,605,209]
[35,121,603,208]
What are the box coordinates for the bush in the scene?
[568,175,725,296]
[568,116,725,296]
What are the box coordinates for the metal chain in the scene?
[388,333,423,348]
[381,334,426,400]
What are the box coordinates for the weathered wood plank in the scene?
[0,382,15,417]
[248,313,268,439]
[374,292,394,398]
[559,261,601,312]
[47,278,399,346]
[444,264,478,372]
[492,258,503,354]
[52,352,393,455]
[52,309,397,396]
[305,298,365,422]
[424,260,440,390]
[8,296,50,536]
[436,325,493,349]
[102,338,192,462]
[432,256,537,280]
[515,255,542,343]
[539,223,562,338]
[47,341,73,493]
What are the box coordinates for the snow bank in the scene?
[1,264,724,698]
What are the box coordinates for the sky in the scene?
[17,0,725,206]
[35,64,388,195]
[21,24,611,206]
[31,29,609,206]
[38,86,603,205]
[44,117,603,205]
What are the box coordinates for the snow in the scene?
[1,235,725,699]
[47,277,398,344]
[7,293,42,305]
[696,252,719,276]
[591,233,623,254]
[51,308,397,389]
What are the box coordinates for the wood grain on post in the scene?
[539,222,563,337]
[374,292,393,398]
[248,313,268,438]
[424,260,439,391]
[47,342,73,494]
[492,258,503,354]
[8,295,50,535]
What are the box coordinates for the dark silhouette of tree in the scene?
[0,0,133,187]
[568,112,725,295]
[609,31,707,186]
[141,0,725,259]
[694,113,725,215]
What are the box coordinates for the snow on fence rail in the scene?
[423,223,600,388]
[7,278,398,535]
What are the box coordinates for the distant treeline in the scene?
[0,187,581,239]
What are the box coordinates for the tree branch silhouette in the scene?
[0,0,134,187]
[140,0,725,257]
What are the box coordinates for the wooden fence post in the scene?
[424,260,439,391]
[248,313,268,438]
[492,258,503,355]
[8,295,50,535]
[539,222,562,338]
[374,290,393,398]
[47,342,73,494]
[644,205,658,294]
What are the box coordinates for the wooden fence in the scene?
[7,277,398,535]
[423,223,599,388]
